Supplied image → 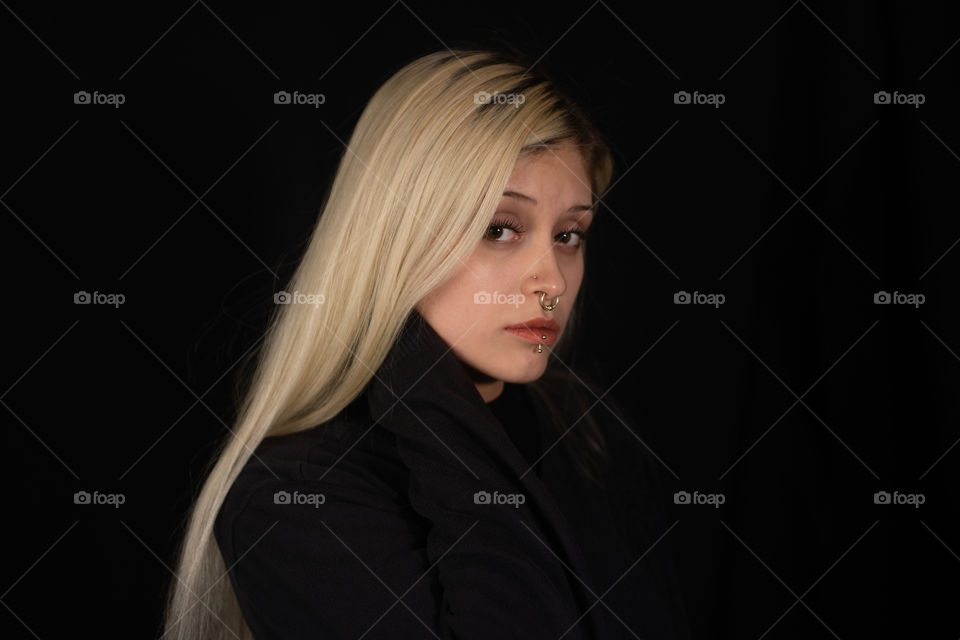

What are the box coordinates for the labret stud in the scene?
[536,334,547,354]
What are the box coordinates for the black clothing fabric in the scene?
[486,382,541,474]
[214,309,691,639]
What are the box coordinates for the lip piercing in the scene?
[531,274,558,355]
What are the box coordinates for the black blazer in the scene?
[215,310,691,639]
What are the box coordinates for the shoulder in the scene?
[213,397,422,570]
[216,413,410,553]
[212,411,438,637]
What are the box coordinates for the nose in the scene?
[522,251,564,304]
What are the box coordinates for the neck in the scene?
[476,379,505,403]
[458,359,504,403]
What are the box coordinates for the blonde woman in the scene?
[163,48,690,639]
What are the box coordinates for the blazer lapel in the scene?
[365,310,606,639]
[524,382,612,639]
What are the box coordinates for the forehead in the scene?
[504,146,592,201]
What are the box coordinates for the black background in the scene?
[2,1,958,638]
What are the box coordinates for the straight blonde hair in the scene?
[162,47,614,639]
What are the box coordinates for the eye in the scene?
[484,216,590,250]
[557,226,588,249]
[484,218,526,243]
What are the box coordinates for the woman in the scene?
[163,48,690,639]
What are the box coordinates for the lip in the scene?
[504,317,560,345]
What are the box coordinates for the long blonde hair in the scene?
[162,47,614,639]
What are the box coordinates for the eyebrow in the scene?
[501,189,594,213]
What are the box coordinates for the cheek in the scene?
[420,256,481,307]
[417,262,495,332]
[558,264,584,319]
[563,261,585,295]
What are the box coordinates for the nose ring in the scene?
[537,291,560,311]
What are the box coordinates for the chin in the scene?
[498,359,549,384]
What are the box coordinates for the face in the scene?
[415,143,594,403]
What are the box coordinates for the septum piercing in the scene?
[533,274,548,354]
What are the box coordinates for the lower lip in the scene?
[505,327,558,345]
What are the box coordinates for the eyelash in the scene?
[486,216,590,248]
